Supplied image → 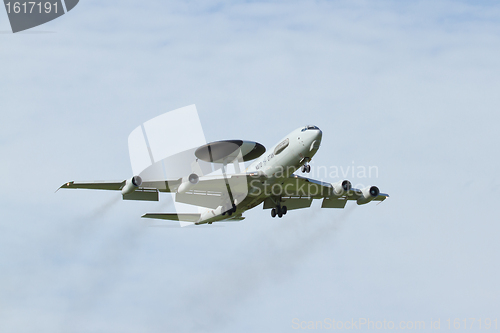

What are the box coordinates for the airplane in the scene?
[60,124,388,225]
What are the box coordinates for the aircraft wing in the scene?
[279,175,335,198]
[59,172,264,206]
[142,180,179,192]
[60,180,125,191]
[263,174,389,210]
[59,173,257,193]
[175,172,265,209]
[185,174,252,193]
[59,179,179,192]
[278,175,388,200]
[59,180,167,201]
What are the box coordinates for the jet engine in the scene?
[332,180,352,195]
[121,176,143,195]
[357,186,380,205]
[177,173,200,194]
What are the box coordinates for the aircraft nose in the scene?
[316,128,322,139]
[314,128,322,142]
[307,127,322,151]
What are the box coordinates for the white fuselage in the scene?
[246,125,322,176]
[197,126,322,224]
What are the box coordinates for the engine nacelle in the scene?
[177,173,200,194]
[357,186,380,205]
[121,176,142,195]
[332,180,352,195]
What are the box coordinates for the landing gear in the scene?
[271,205,287,218]
[222,205,237,216]
[301,164,311,173]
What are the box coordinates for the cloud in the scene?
[170,205,356,332]
[1,0,500,332]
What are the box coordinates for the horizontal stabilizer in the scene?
[142,213,201,222]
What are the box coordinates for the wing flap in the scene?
[281,197,313,210]
[176,191,223,209]
[189,173,256,193]
[263,197,313,210]
[141,180,179,193]
[123,188,159,201]
[321,197,348,208]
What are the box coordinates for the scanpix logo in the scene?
[3,0,78,33]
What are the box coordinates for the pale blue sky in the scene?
[1,1,500,332]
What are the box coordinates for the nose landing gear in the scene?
[271,205,287,218]
[301,158,311,173]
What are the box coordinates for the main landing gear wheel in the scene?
[301,164,311,173]
[271,206,287,218]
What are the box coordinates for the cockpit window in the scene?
[302,125,319,131]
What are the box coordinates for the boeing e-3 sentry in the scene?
[60,114,388,225]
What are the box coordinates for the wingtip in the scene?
[376,194,389,205]
[55,181,74,193]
